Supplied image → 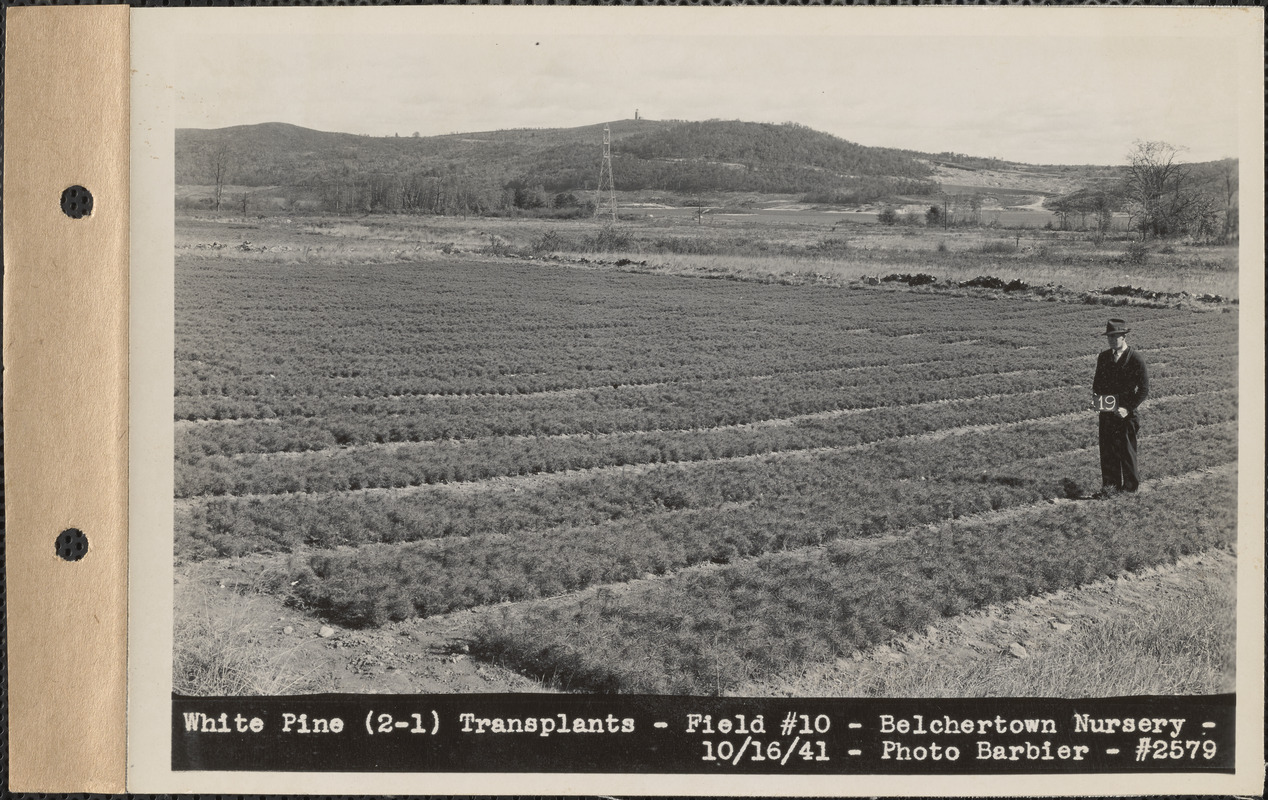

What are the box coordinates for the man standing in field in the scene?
[1093,318,1149,495]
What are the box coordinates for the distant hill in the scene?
[176,119,680,187]
[175,119,1147,214]
[178,119,945,206]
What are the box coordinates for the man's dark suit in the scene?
[1092,346,1149,491]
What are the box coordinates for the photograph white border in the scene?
[129,6,1265,793]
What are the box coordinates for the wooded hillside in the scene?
[178,119,1230,221]
[177,118,942,210]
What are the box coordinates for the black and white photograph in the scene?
[124,5,1263,792]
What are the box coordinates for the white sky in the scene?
[155,7,1254,166]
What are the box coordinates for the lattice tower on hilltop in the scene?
[595,123,617,224]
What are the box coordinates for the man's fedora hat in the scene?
[1101,318,1131,336]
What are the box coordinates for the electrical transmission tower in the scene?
[595,123,616,224]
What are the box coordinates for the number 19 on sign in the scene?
[1094,394,1118,412]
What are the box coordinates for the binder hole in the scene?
[61,185,94,219]
[56,528,89,561]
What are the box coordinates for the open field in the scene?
[176,210,1238,299]
[173,212,1238,696]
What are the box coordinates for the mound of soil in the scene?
[1105,284,1232,305]
[881,272,938,286]
[961,275,1031,292]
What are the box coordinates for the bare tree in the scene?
[1093,194,1115,242]
[1043,185,1121,239]
[1187,189,1223,243]
[208,142,232,212]
[1123,140,1194,239]
[967,194,983,226]
[1218,158,1238,243]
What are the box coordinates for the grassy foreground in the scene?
[471,471,1235,695]
[174,578,327,696]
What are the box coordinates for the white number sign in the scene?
[1094,394,1118,412]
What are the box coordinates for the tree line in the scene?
[187,159,936,216]
[1040,142,1237,243]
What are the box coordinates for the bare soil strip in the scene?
[822,461,1236,557]
[226,383,1071,463]
[196,350,903,404]
[175,390,1227,506]
[439,462,1237,613]
[172,341,1219,425]
[175,417,280,431]
[175,352,935,407]
[172,356,974,426]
